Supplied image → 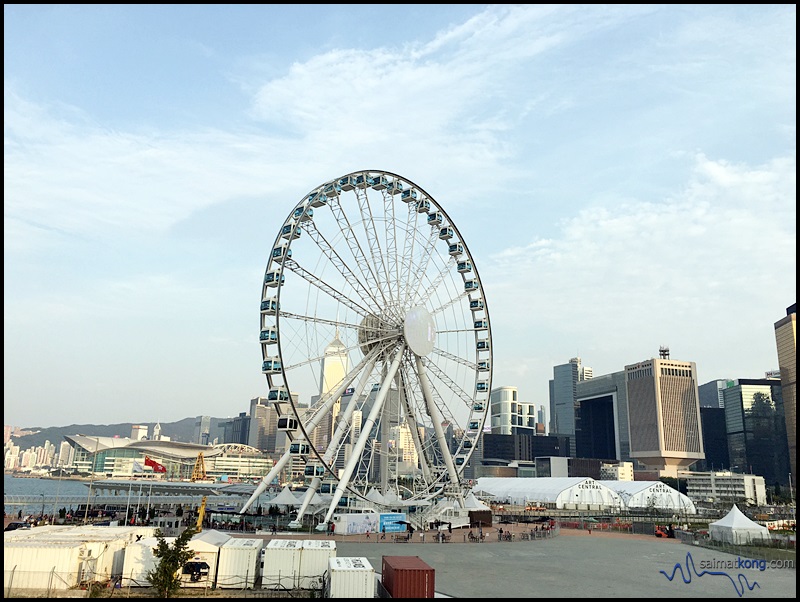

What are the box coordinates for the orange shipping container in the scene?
[381,555,435,598]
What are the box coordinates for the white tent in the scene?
[709,505,771,545]
[270,486,301,507]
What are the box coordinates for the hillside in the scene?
[11,417,227,449]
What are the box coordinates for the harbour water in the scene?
[4,473,92,516]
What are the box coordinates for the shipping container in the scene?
[381,555,435,598]
[299,539,336,589]
[262,538,303,590]
[326,556,375,598]
[3,541,86,591]
[216,537,263,589]
[179,529,231,588]
[121,536,169,587]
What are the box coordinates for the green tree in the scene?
[146,526,198,598]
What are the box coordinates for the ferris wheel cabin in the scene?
[264,269,285,287]
[476,339,490,351]
[427,212,443,226]
[262,356,282,374]
[289,441,310,456]
[386,179,404,195]
[369,174,389,190]
[293,205,313,221]
[272,244,292,263]
[277,415,299,431]
[469,298,484,311]
[268,386,290,402]
[449,243,464,256]
[281,223,301,240]
[401,188,419,204]
[261,297,279,315]
[307,191,327,208]
[338,175,356,191]
[260,328,278,344]
[439,227,454,240]
[457,260,472,273]
[464,279,479,292]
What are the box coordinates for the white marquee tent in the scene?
[603,480,697,514]
[709,505,771,545]
[473,477,622,510]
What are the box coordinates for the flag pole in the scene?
[125,479,133,524]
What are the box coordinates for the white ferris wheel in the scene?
[241,171,492,528]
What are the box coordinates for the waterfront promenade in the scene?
[252,526,795,598]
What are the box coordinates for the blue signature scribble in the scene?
[660,552,760,597]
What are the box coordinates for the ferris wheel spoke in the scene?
[398,205,423,312]
[405,226,441,308]
[353,187,392,310]
[414,255,458,308]
[327,195,389,311]
[382,188,401,312]
[281,258,371,317]
[428,288,469,316]
[423,359,476,410]
[302,220,383,314]
[431,346,478,371]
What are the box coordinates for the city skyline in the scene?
[4,5,796,427]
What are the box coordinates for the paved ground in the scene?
[260,527,796,599]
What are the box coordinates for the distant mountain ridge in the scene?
[11,417,227,450]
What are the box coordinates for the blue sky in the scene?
[4,5,796,429]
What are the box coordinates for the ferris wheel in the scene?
[241,171,492,526]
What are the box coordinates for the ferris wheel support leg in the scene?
[398,368,432,482]
[321,344,406,526]
[293,356,379,527]
[240,451,294,514]
[415,355,462,499]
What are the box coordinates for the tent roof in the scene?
[270,485,301,506]
[710,505,769,531]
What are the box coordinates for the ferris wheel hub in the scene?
[403,305,436,356]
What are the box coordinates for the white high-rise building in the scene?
[312,332,349,451]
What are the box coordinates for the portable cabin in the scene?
[216,538,263,589]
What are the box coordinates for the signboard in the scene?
[379,512,407,533]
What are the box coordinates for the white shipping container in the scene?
[326,557,375,599]
[179,529,231,588]
[262,538,303,590]
[216,537,264,589]
[299,539,336,589]
[3,541,86,591]
[121,537,170,587]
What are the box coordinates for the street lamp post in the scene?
[40,493,45,522]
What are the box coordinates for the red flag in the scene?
[144,456,166,473]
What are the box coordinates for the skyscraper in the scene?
[549,357,592,456]
[724,378,790,486]
[625,348,704,478]
[774,302,796,485]
[312,332,349,452]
